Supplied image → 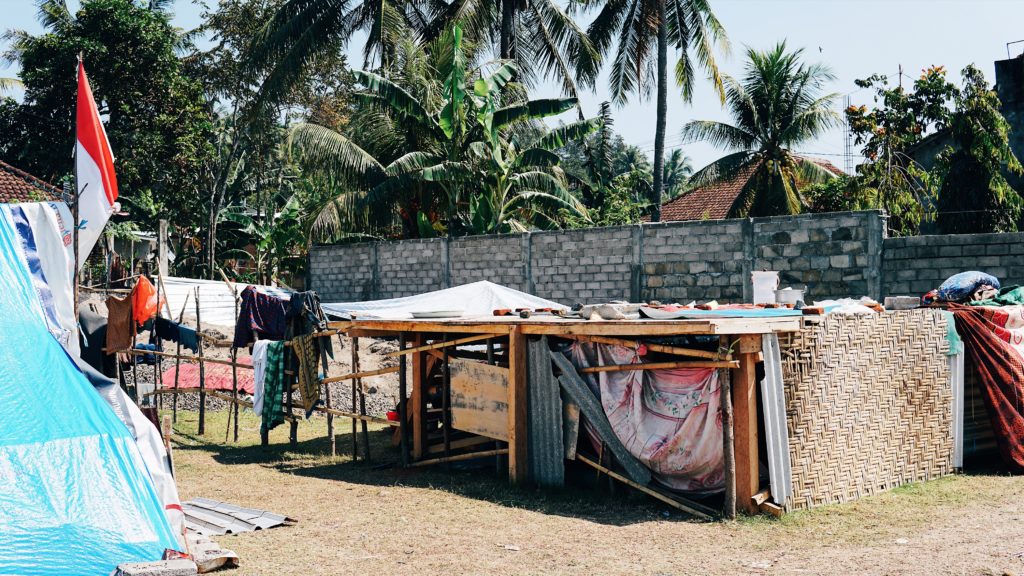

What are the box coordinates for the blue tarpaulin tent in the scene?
[0,209,179,575]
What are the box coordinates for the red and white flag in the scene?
[75,61,118,268]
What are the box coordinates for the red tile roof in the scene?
[0,159,63,204]
[652,157,844,222]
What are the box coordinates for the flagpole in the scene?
[73,53,82,320]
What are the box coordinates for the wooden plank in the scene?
[575,454,712,521]
[426,434,493,454]
[507,327,528,483]
[759,501,785,518]
[751,488,771,507]
[578,360,738,373]
[552,334,726,360]
[448,360,510,442]
[385,333,498,357]
[122,348,254,370]
[408,448,508,468]
[734,337,761,516]
[321,365,400,384]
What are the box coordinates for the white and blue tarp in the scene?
[0,206,180,575]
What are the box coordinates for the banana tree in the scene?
[290,24,594,237]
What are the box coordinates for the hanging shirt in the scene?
[233,286,287,348]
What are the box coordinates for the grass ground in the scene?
[169,408,1024,575]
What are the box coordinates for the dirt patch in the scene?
[170,410,1024,576]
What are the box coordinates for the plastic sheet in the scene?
[0,210,179,575]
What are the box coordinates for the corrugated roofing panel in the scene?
[527,336,564,487]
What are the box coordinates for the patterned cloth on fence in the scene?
[233,285,288,348]
[160,357,254,394]
[568,342,724,492]
[261,341,287,434]
[291,333,321,415]
[950,303,1024,471]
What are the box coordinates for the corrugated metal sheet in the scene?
[527,337,564,487]
[760,335,793,509]
[183,498,295,536]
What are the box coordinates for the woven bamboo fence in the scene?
[778,310,953,510]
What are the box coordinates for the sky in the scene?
[2,0,1023,172]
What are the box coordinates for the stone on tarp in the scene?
[113,559,197,576]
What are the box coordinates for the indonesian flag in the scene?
[75,61,118,268]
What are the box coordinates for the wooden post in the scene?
[442,344,452,471]
[734,334,762,515]
[195,287,206,435]
[398,333,409,467]
[507,327,528,483]
[720,365,736,519]
[358,350,371,462]
[231,283,239,443]
[410,334,426,461]
[350,336,359,461]
[226,347,237,443]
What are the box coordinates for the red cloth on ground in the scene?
[951,304,1024,471]
[160,356,255,394]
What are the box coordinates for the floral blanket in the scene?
[568,342,724,492]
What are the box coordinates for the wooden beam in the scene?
[552,334,727,360]
[426,434,493,454]
[319,406,397,427]
[321,365,400,384]
[578,360,738,373]
[408,448,508,468]
[720,365,736,520]
[122,348,254,370]
[734,335,761,515]
[507,327,528,483]
[385,333,500,357]
[751,488,771,507]
[576,454,713,521]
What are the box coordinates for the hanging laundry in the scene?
[154,317,199,353]
[105,295,134,354]
[291,334,321,415]
[233,285,287,348]
[131,276,161,326]
[251,340,271,416]
[287,291,333,359]
[260,341,287,434]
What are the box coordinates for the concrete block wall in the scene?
[530,226,635,302]
[882,232,1024,297]
[309,210,888,304]
[642,219,747,303]
[449,234,526,291]
[374,238,448,298]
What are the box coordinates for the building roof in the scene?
[653,157,845,222]
[0,159,63,204]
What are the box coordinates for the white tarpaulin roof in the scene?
[323,281,566,319]
[159,276,292,327]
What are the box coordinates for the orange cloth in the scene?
[131,276,162,326]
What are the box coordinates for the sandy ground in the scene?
[170,409,1024,576]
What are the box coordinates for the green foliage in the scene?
[846,65,957,235]
[935,65,1024,234]
[803,175,877,214]
[681,42,840,218]
[0,0,212,232]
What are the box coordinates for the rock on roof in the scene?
[0,159,63,203]
[652,157,844,222]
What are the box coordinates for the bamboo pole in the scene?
[578,360,738,373]
[321,365,399,384]
[231,282,239,443]
[171,292,190,424]
[720,363,737,520]
[552,334,728,360]
[124,348,253,369]
[408,448,508,468]
[226,347,236,443]
[195,287,206,436]
[384,333,498,357]
[357,340,370,462]
[442,344,451,471]
[576,454,713,521]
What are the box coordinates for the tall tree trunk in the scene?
[207,202,218,280]
[651,0,667,222]
[500,0,515,60]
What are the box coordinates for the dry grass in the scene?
[169,409,1024,575]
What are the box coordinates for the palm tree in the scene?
[585,0,728,221]
[426,0,600,108]
[662,148,692,198]
[289,26,592,238]
[680,42,840,217]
